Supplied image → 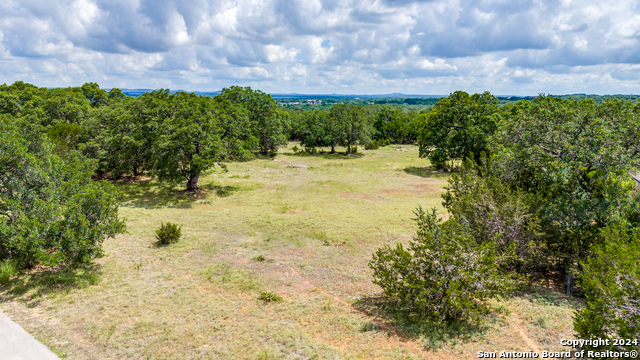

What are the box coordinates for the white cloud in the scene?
[0,0,639,94]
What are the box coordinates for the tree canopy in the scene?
[417,91,499,169]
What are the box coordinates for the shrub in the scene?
[364,140,379,150]
[369,207,517,324]
[573,223,640,351]
[442,157,543,276]
[155,222,182,245]
[364,139,390,150]
[0,260,17,284]
[258,291,283,304]
[0,116,125,269]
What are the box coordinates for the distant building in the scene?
[306,99,322,104]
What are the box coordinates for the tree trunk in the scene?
[347,141,352,154]
[186,173,200,192]
[563,258,574,296]
[331,144,335,154]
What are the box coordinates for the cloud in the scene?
[0,0,639,94]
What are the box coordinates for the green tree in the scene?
[373,106,416,144]
[218,86,289,155]
[442,156,544,275]
[417,91,498,169]
[299,110,335,151]
[493,96,640,286]
[574,222,640,351]
[81,82,109,107]
[0,115,125,268]
[330,103,371,154]
[150,91,255,191]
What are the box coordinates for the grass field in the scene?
[0,144,580,359]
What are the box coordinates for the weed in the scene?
[258,291,283,304]
[360,321,378,332]
[253,255,266,262]
[533,315,549,328]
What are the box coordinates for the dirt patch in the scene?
[338,192,380,201]
[408,183,442,195]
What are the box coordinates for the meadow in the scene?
[0,144,578,359]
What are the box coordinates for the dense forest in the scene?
[1,81,639,353]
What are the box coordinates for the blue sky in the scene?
[1,0,640,95]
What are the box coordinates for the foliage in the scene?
[0,115,125,268]
[329,103,372,154]
[417,91,499,169]
[141,90,257,191]
[218,86,289,155]
[0,260,17,284]
[299,110,336,151]
[373,106,417,144]
[442,157,544,276]
[258,291,283,304]
[155,222,182,245]
[573,223,640,351]
[493,96,640,281]
[364,139,390,150]
[369,207,516,324]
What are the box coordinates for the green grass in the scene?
[0,143,579,359]
[0,260,17,284]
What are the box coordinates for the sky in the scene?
[1,0,640,95]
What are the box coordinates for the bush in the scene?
[573,223,640,351]
[369,207,517,324]
[442,157,543,276]
[364,139,390,150]
[155,222,182,245]
[258,291,283,304]
[0,260,17,284]
[0,116,125,269]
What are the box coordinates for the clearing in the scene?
[0,144,579,359]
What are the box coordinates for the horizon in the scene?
[25,84,639,98]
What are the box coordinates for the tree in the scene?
[373,106,416,144]
[150,91,255,191]
[442,156,544,276]
[493,96,640,286]
[81,82,109,107]
[369,207,516,324]
[417,91,499,169]
[0,115,125,268]
[329,103,371,154]
[574,222,640,351]
[218,86,289,155]
[299,110,335,151]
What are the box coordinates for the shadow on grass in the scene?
[0,264,102,307]
[282,152,364,160]
[403,166,450,179]
[117,180,239,209]
[353,296,494,350]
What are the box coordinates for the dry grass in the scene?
[0,143,580,359]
